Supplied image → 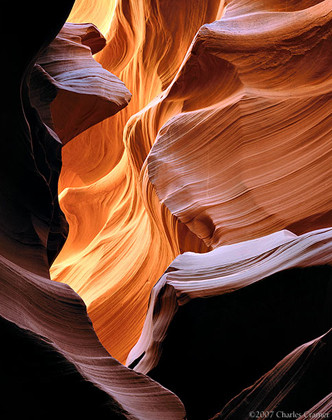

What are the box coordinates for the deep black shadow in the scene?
[0,315,129,419]
[148,265,332,420]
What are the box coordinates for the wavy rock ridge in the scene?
[51,0,332,368]
[147,0,332,247]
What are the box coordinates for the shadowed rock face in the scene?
[127,229,332,370]
[0,252,186,419]
[0,315,129,420]
[2,5,132,275]
[2,3,75,276]
[212,329,332,420]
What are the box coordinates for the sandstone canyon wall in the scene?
[1,0,332,419]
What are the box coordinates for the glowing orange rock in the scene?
[53,0,332,365]
[52,0,221,363]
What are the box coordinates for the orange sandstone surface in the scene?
[51,0,332,364]
[51,0,218,363]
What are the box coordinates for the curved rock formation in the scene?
[147,0,332,248]
[3,0,332,419]
[31,22,131,145]
[127,241,332,419]
[212,330,332,420]
[127,228,332,373]
[0,315,129,419]
[0,255,185,419]
[2,1,75,277]
[54,0,332,364]
[52,0,221,363]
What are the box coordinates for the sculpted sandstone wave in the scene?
[32,22,131,145]
[147,0,332,247]
[52,0,221,363]
[53,0,332,364]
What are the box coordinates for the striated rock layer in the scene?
[51,0,332,364]
[0,315,129,419]
[147,0,332,248]
[31,22,131,145]
[212,329,332,420]
[3,0,332,419]
[148,281,332,420]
